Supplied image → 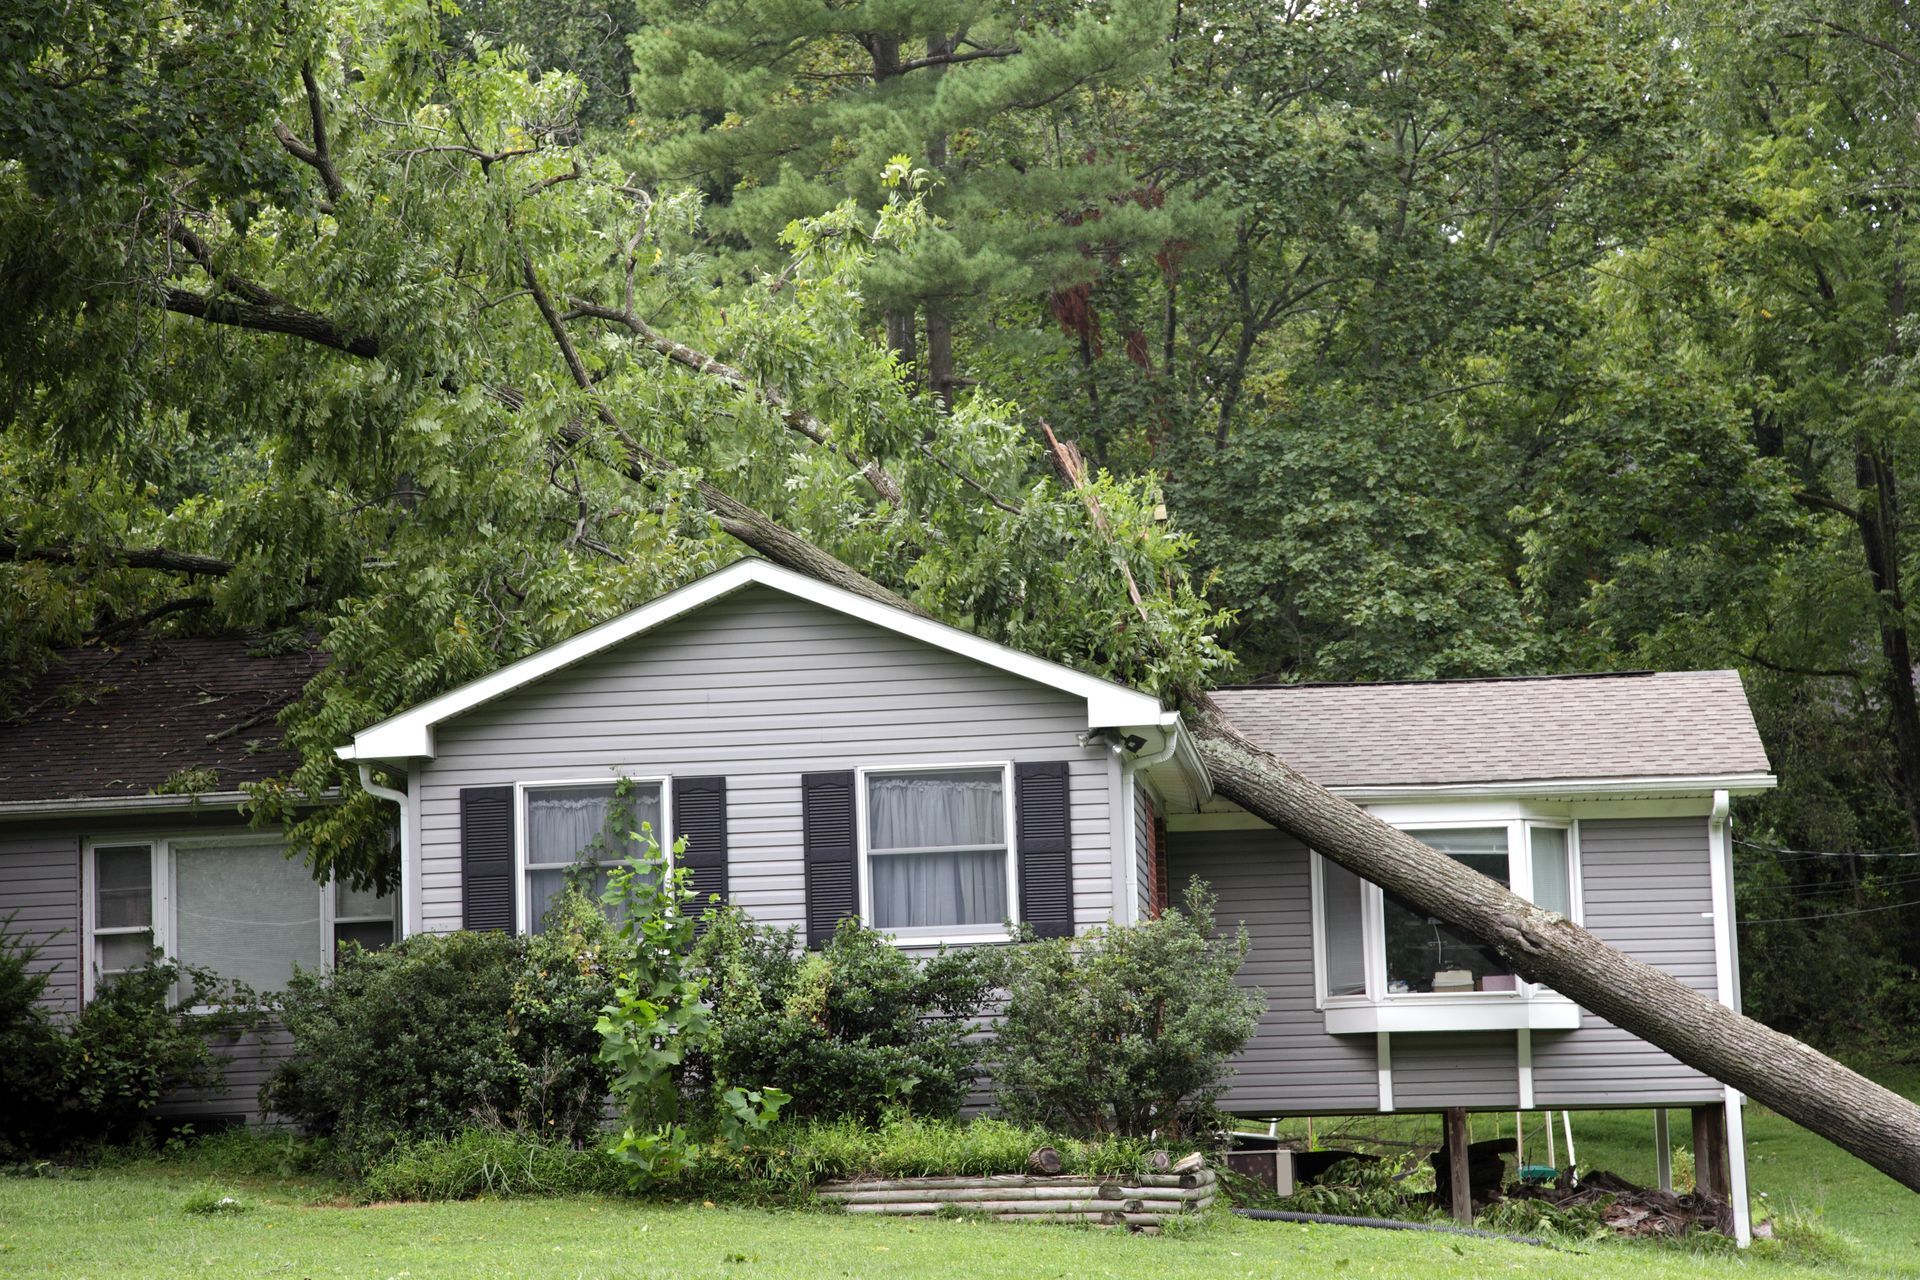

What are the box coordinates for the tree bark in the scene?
[1854,447,1920,848]
[1189,697,1920,1192]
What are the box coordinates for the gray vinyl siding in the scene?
[1391,1033,1519,1110]
[415,587,1119,935]
[1532,817,1722,1106]
[159,1023,297,1125]
[0,832,81,1016]
[1170,828,1381,1114]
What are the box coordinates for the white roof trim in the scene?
[0,788,342,820]
[340,560,1167,761]
[1323,773,1778,802]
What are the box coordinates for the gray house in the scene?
[2,559,1773,1238]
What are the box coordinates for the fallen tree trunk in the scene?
[1191,698,1920,1192]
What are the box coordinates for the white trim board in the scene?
[339,560,1171,761]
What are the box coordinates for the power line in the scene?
[1738,900,1917,926]
[1735,837,1920,860]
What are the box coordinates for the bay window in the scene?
[1315,820,1578,1022]
[861,765,1014,941]
[521,781,663,933]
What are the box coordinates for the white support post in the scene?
[1725,1089,1753,1247]
[1655,1108,1673,1192]
[1376,1032,1394,1112]
[1545,1109,1557,1169]
[1562,1110,1577,1170]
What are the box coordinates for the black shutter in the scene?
[802,771,858,948]
[1016,761,1074,939]
[460,785,515,932]
[672,776,729,912]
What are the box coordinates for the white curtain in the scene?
[1319,858,1368,997]
[525,784,661,932]
[173,842,320,992]
[1530,827,1572,915]
[867,771,1006,930]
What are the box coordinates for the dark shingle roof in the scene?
[0,636,325,803]
[1210,670,1772,788]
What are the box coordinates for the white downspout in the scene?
[1120,724,1183,925]
[357,764,414,938]
[1708,788,1752,1246]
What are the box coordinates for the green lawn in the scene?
[4,1075,1918,1280]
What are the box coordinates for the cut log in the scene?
[1172,1152,1206,1173]
[1028,1146,1063,1176]
[1146,1149,1172,1171]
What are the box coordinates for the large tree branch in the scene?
[274,62,347,204]
[0,538,234,576]
[161,287,382,358]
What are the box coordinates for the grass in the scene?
[3,1073,1918,1279]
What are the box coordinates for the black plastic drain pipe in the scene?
[1232,1207,1559,1250]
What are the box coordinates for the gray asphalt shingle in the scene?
[1210,670,1771,787]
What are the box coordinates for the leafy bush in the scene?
[989,883,1263,1138]
[2,919,256,1156]
[1274,1153,1442,1221]
[688,906,996,1124]
[268,893,625,1171]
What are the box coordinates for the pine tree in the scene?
[628,0,1179,405]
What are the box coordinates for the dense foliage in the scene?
[268,905,620,1171]
[990,885,1262,1138]
[1,924,256,1156]
[5,0,1920,1052]
[689,906,996,1124]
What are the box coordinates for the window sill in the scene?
[877,928,1014,949]
[1322,994,1582,1035]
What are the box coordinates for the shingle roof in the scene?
[0,636,325,803]
[1210,670,1772,788]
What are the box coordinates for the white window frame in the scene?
[513,776,672,936]
[1309,815,1584,1033]
[81,833,395,1004]
[326,875,402,957]
[856,761,1019,947]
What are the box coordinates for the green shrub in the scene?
[268,894,625,1171]
[0,917,65,1158]
[1275,1153,1443,1222]
[181,1186,252,1215]
[688,906,996,1124]
[989,883,1264,1138]
[766,1115,1185,1185]
[2,919,256,1156]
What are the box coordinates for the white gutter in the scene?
[1318,773,1777,802]
[356,765,415,937]
[0,791,256,817]
[0,788,342,819]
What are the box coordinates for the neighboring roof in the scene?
[341,560,1172,761]
[1210,670,1774,792]
[0,635,325,805]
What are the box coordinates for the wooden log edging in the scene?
[815,1166,1217,1228]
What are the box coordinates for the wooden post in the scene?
[1655,1109,1673,1192]
[1692,1103,1729,1199]
[1445,1108,1472,1225]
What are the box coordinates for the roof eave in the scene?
[1324,772,1778,802]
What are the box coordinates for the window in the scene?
[84,837,395,999]
[862,766,1013,939]
[333,879,397,956]
[1317,821,1577,1004]
[92,843,155,979]
[522,782,663,933]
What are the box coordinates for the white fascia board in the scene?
[1323,773,1778,802]
[342,559,1166,761]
